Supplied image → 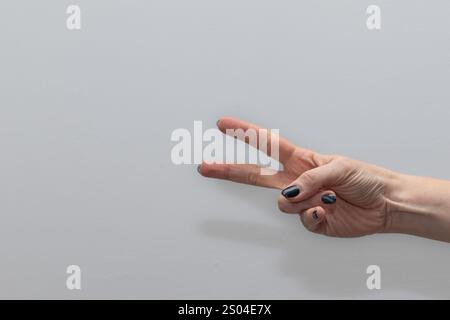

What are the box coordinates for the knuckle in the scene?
[300,170,316,185]
[223,165,231,179]
[299,210,322,233]
[277,198,289,213]
[247,171,259,186]
[333,156,353,170]
[299,215,314,232]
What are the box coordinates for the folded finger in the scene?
[278,190,337,214]
[299,206,326,233]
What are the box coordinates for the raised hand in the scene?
[198,117,400,238]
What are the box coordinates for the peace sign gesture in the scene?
[199,117,394,238]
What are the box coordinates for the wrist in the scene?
[384,173,450,241]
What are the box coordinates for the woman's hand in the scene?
[199,117,450,242]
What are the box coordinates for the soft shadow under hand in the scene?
[199,216,450,298]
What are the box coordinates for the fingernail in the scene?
[216,119,221,127]
[281,185,300,198]
[197,164,202,174]
[312,210,319,220]
[321,194,336,204]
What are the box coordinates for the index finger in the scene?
[217,116,297,164]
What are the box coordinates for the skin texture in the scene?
[199,117,450,243]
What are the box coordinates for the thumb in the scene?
[280,159,346,202]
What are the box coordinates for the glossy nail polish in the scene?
[321,194,336,204]
[312,210,319,220]
[281,185,300,198]
[197,164,202,174]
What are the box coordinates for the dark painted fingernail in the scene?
[321,194,336,204]
[216,119,221,127]
[197,164,202,174]
[281,185,300,198]
[312,210,319,220]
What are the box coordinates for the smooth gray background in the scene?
[1,0,450,299]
